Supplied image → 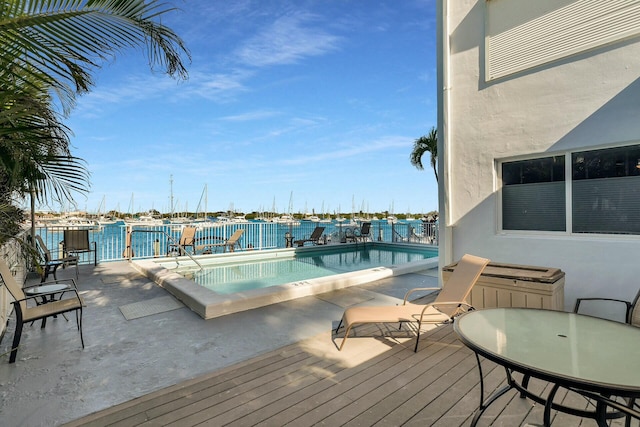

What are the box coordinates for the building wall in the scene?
[439,0,640,312]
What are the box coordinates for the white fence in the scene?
[34,220,438,264]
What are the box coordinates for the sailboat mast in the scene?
[169,174,174,218]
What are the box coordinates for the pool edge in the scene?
[132,248,439,320]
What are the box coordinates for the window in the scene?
[502,156,566,231]
[572,145,640,234]
[501,145,640,235]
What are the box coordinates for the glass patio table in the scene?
[454,308,640,427]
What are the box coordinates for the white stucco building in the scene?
[437,0,640,313]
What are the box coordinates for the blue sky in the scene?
[60,0,437,217]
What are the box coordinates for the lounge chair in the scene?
[167,226,197,255]
[294,226,325,246]
[574,288,640,327]
[63,229,97,266]
[34,235,79,281]
[0,260,84,363]
[200,229,245,253]
[335,254,490,352]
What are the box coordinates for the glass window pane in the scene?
[502,156,566,231]
[573,145,640,180]
[572,145,640,235]
[503,182,566,231]
[572,176,640,235]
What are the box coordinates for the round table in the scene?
[454,308,640,426]
[25,283,70,301]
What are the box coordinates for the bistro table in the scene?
[454,308,640,426]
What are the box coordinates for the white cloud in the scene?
[234,12,341,68]
[219,110,281,122]
[279,135,410,166]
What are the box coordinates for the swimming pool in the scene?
[133,243,438,319]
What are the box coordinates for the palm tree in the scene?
[0,0,190,242]
[410,126,438,182]
[0,0,190,113]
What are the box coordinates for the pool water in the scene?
[176,245,438,294]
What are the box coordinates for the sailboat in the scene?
[193,184,218,228]
[97,196,118,225]
[273,191,299,225]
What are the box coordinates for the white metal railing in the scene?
[33,220,438,263]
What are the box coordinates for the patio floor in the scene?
[0,262,629,426]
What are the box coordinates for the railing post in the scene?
[153,239,160,257]
[122,226,134,260]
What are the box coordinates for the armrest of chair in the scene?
[403,287,441,304]
[417,300,474,320]
[573,297,631,315]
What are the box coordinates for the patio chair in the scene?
[294,226,325,246]
[354,222,372,242]
[34,235,79,281]
[0,260,84,363]
[198,228,244,253]
[63,229,97,266]
[167,226,197,256]
[334,253,490,352]
[574,288,640,327]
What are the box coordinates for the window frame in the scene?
[498,143,640,237]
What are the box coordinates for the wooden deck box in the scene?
[442,261,565,310]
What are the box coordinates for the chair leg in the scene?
[414,322,422,352]
[9,320,23,363]
[414,333,421,352]
[335,318,344,334]
[77,308,84,348]
[338,325,353,351]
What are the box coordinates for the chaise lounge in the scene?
[294,226,325,246]
[334,253,490,352]
[199,229,245,253]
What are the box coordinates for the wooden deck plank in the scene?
[339,330,469,426]
[254,346,407,426]
[430,360,505,427]
[302,330,466,425]
[66,347,308,427]
[63,320,627,427]
[164,353,341,426]
[137,350,326,425]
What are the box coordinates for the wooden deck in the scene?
[63,321,624,427]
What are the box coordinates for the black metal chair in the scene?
[294,227,325,246]
[35,235,79,281]
[354,222,372,242]
[0,260,84,363]
[574,288,640,327]
[63,229,97,266]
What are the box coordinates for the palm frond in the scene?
[1,0,190,113]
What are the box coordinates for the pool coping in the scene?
[132,244,439,319]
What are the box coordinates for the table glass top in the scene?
[25,284,70,294]
[455,308,640,391]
